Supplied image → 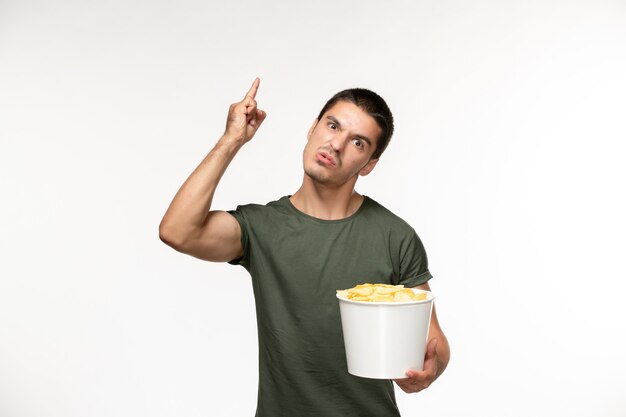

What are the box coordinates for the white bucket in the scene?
[336,288,434,379]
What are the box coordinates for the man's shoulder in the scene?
[230,196,291,216]
[362,196,415,231]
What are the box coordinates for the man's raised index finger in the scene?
[246,77,260,99]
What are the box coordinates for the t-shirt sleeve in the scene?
[397,230,432,288]
[227,206,250,268]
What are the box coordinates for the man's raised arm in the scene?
[159,78,266,262]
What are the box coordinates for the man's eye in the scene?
[328,123,337,130]
[353,139,363,148]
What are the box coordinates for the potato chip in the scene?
[392,291,413,302]
[351,286,375,296]
[373,286,403,295]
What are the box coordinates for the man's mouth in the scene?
[316,151,336,167]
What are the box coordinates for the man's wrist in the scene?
[217,133,246,152]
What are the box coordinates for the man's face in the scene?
[303,100,382,187]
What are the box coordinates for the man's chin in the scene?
[304,167,335,185]
[305,172,330,184]
[304,169,357,189]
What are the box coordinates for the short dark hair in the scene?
[316,88,394,159]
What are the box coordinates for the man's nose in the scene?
[329,134,347,153]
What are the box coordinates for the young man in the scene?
[159,78,450,417]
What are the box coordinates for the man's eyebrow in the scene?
[326,115,342,128]
[325,115,373,146]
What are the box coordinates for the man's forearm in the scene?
[433,332,450,379]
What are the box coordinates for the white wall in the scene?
[1,1,625,416]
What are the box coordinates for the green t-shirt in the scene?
[229,196,432,417]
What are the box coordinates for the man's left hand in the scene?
[393,338,440,393]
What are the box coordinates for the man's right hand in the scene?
[224,77,267,144]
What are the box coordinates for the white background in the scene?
[1,1,625,416]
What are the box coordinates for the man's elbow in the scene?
[159,220,186,250]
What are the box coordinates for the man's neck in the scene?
[290,177,364,220]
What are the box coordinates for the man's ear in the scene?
[359,158,379,176]
[307,118,319,140]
